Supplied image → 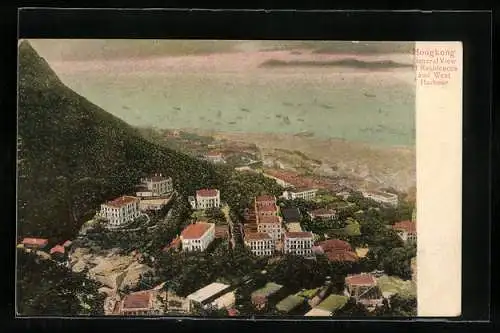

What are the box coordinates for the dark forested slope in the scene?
[17,41,223,242]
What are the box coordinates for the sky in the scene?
[27,39,414,62]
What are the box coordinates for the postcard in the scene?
[16,39,461,318]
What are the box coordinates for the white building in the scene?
[192,189,221,210]
[392,220,417,243]
[186,282,232,309]
[99,196,141,228]
[262,173,294,188]
[362,190,399,207]
[257,216,283,242]
[204,152,225,164]
[244,232,275,256]
[282,188,318,201]
[180,222,215,252]
[283,232,314,256]
[136,174,173,198]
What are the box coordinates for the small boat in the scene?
[173,106,181,111]
[240,108,250,112]
[320,104,334,109]
[364,92,376,98]
[295,131,314,137]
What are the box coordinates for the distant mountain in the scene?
[259,58,413,69]
[17,41,223,242]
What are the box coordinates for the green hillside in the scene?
[17,41,223,242]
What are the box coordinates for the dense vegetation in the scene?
[16,249,104,316]
[17,41,223,243]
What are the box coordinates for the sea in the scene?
[55,66,416,147]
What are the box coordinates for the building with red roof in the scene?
[256,215,283,243]
[283,232,314,257]
[244,232,275,256]
[62,240,72,248]
[99,196,141,228]
[204,151,225,164]
[180,222,215,252]
[392,220,417,243]
[344,273,384,309]
[191,189,221,210]
[21,238,48,249]
[118,288,165,316]
[316,239,359,263]
[49,245,65,255]
[137,173,173,198]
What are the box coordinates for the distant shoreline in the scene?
[260,58,414,69]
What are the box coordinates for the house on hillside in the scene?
[282,188,318,201]
[117,288,166,316]
[308,208,337,220]
[344,273,384,310]
[189,189,221,210]
[180,222,215,252]
[316,239,359,263]
[20,238,48,251]
[392,220,417,243]
[203,151,226,164]
[99,196,141,228]
[361,190,398,207]
[251,282,286,310]
[244,232,275,256]
[256,216,283,243]
[283,232,313,257]
[136,174,173,198]
[186,282,233,311]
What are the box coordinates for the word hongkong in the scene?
[415,48,456,58]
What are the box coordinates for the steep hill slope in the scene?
[17,41,223,242]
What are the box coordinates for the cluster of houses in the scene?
[105,270,389,316]
[96,174,174,229]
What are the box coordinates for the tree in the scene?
[333,298,370,317]
[17,249,105,315]
[381,247,413,280]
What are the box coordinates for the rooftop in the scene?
[304,308,332,317]
[50,245,65,255]
[318,239,352,252]
[315,294,349,312]
[345,273,377,286]
[392,220,416,233]
[276,294,305,313]
[245,232,272,241]
[122,291,152,310]
[325,251,358,262]
[21,238,48,247]
[256,204,278,213]
[281,207,302,222]
[187,282,231,303]
[364,190,398,199]
[181,222,214,240]
[62,240,72,247]
[104,196,139,208]
[252,282,284,298]
[196,189,219,197]
[255,195,276,203]
[285,232,313,239]
[257,215,281,224]
[144,175,171,182]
